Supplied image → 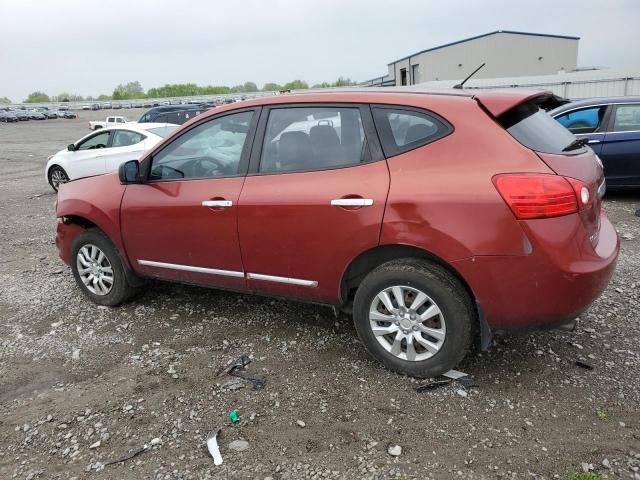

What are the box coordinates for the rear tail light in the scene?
[493,174,592,220]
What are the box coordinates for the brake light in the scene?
[493,174,591,219]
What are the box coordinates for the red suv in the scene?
[55,89,619,377]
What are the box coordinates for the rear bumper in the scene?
[454,211,619,331]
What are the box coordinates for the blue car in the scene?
[550,96,640,189]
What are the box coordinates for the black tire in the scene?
[48,165,68,192]
[71,229,138,306]
[353,258,474,378]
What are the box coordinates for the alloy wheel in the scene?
[369,285,446,361]
[50,168,68,189]
[76,244,114,296]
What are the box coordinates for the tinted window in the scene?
[372,107,452,157]
[260,106,366,173]
[554,106,606,134]
[500,102,580,155]
[77,131,110,151]
[149,111,253,180]
[112,130,144,147]
[612,104,640,132]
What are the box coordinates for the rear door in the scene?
[599,103,640,188]
[104,129,147,172]
[237,104,389,303]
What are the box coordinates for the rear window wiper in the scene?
[562,137,589,152]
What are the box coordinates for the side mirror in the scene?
[67,144,76,151]
[119,160,141,184]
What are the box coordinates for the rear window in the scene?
[499,102,582,154]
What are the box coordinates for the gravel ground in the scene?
[0,113,639,480]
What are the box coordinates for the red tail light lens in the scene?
[493,174,584,219]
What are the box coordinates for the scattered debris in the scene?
[150,437,162,446]
[296,420,306,428]
[415,369,478,393]
[456,389,468,398]
[228,440,249,452]
[103,445,150,466]
[89,440,101,449]
[72,349,80,361]
[228,409,240,424]
[388,445,402,457]
[575,360,594,370]
[207,429,223,466]
[219,354,266,390]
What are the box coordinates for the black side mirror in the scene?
[67,144,76,151]
[119,160,141,184]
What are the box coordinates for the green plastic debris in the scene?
[228,409,240,424]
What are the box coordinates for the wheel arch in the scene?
[340,244,477,309]
[340,243,491,349]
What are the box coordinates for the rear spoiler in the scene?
[473,90,570,117]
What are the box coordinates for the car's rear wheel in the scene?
[71,229,138,306]
[353,259,473,378]
[48,166,68,192]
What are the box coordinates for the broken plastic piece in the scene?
[575,360,594,370]
[415,379,453,392]
[220,354,266,390]
[103,445,149,466]
[228,409,240,423]
[207,429,223,466]
[442,369,468,380]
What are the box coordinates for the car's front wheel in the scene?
[71,229,138,306]
[353,259,473,378]
[48,166,68,192]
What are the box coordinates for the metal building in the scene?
[364,30,579,87]
[414,67,640,100]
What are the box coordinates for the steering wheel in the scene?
[193,157,228,176]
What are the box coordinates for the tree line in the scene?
[16,77,358,103]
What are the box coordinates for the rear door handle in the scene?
[202,200,233,207]
[330,198,374,207]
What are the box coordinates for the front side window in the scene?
[149,110,253,180]
[259,106,366,173]
[612,104,640,132]
[112,130,144,147]
[554,106,606,134]
[77,131,110,150]
[373,107,452,157]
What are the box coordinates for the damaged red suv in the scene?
[55,88,618,377]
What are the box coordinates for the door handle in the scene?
[330,198,374,207]
[202,200,233,207]
[588,139,601,144]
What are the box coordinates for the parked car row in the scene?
[0,108,76,122]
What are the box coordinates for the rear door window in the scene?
[372,107,452,157]
[112,130,145,147]
[259,106,368,173]
[499,102,581,154]
[554,106,607,134]
[611,104,640,132]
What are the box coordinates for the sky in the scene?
[1,0,639,102]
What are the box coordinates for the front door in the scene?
[120,109,258,290]
[238,104,389,303]
[553,105,610,157]
[69,130,111,179]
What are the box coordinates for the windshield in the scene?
[147,126,178,138]
[499,102,582,154]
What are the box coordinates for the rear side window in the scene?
[259,106,367,173]
[372,107,452,157]
[112,130,144,147]
[500,102,580,154]
[612,104,640,132]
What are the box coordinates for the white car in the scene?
[45,123,178,191]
